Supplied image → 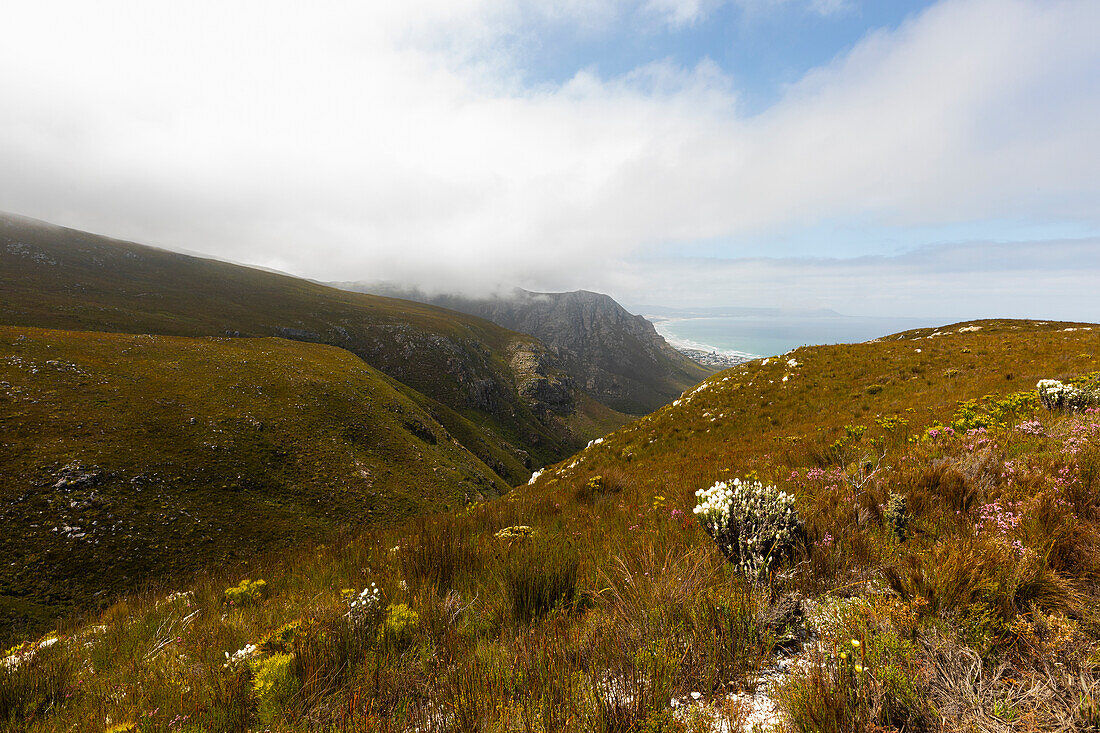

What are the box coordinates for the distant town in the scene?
[677,347,750,369]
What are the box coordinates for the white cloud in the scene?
[644,0,719,27]
[0,0,1098,315]
[611,239,1100,320]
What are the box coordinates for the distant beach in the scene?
[649,313,935,360]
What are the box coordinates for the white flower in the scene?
[347,582,383,623]
[693,475,803,581]
[527,469,543,485]
[223,643,258,668]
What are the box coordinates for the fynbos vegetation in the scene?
[2,319,1100,731]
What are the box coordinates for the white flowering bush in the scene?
[223,643,258,668]
[1037,379,1096,411]
[345,582,383,629]
[694,477,803,580]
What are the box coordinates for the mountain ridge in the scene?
[333,284,715,415]
[0,215,635,486]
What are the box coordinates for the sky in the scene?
[1,0,1098,321]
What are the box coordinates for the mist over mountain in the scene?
[334,284,714,415]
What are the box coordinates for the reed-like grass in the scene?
[4,321,1100,731]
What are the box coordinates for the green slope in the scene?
[5,319,1100,731]
[0,326,509,641]
[544,319,1100,491]
[0,215,623,483]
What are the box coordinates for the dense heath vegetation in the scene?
[3,319,1100,732]
[0,326,511,639]
[1,215,637,488]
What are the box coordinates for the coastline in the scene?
[648,316,760,361]
[675,346,750,369]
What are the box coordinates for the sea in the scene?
[648,313,938,360]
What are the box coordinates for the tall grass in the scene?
[502,538,580,624]
[6,323,1100,731]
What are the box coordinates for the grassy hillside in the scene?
[4,319,1100,732]
[0,326,510,642]
[0,215,625,482]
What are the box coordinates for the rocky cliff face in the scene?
[345,287,713,415]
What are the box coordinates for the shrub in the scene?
[694,477,804,581]
[224,579,268,607]
[259,620,305,655]
[251,653,299,719]
[1038,379,1096,411]
[494,525,535,542]
[883,492,909,541]
[381,603,420,648]
[0,638,76,726]
[952,390,1036,430]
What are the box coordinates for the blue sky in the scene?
[1,0,1098,320]
[518,2,935,114]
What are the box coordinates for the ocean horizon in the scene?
[648,313,939,359]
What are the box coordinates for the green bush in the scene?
[382,603,420,648]
[251,653,299,720]
[883,492,909,541]
[259,620,304,654]
[225,579,268,607]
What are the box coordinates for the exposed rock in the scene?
[341,285,713,415]
[274,326,323,342]
[52,463,102,491]
[509,342,575,416]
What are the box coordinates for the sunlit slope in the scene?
[531,319,1100,495]
[0,215,615,482]
[4,319,1100,730]
[0,326,509,638]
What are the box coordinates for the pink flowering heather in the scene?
[1054,465,1079,490]
[975,501,1025,555]
[1016,420,1045,436]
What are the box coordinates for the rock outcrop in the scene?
[345,287,713,415]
